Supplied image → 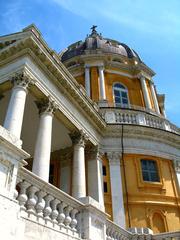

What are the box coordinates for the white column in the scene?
[173,160,180,189]
[98,66,106,100]
[87,146,104,208]
[4,73,31,138]
[150,82,160,114]
[85,65,91,97]
[140,76,152,109]
[70,131,87,199]
[107,152,126,228]
[32,100,55,182]
[60,157,71,194]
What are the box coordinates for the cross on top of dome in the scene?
[89,25,102,38]
[91,25,97,33]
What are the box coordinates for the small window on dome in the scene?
[113,83,129,108]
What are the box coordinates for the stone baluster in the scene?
[26,185,39,214]
[57,201,67,226]
[17,181,31,210]
[35,190,46,217]
[70,208,78,230]
[64,206,72,228]
[43,194,53,221]
[50,199,60,224]
[4,72,33,138]
[32,99,57,182]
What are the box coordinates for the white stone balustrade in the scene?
[16,167,81,237]
[8,166,180,240]
[106,219,132,240]
[152,231,180,240]
[100,108,180,135]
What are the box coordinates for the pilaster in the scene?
[86,145,104,209]
[107,151,126,228]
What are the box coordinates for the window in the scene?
[113,83,129,107]
[103,166,107,176]
[141,160,160,182]
[104,182,108,193]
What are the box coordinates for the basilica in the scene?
[0,24,179,240]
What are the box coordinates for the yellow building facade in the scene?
[0,24,179,239]
[61,26,180,233]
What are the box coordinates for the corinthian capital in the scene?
[35,98,58,115]
[107,151,121,165]
[69,130,89,147]
[86,145,102,161]
[11,71,35,89]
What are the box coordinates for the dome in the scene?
[61,25,142,62]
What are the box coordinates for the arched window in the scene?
[113,83,129,107]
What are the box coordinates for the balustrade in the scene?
[15,168,180,240]
[15,167,81,236]
[100,108,180,135]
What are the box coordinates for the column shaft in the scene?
[108,152,126,227]
[87,148,104,207]
[98,66,106,100]
[32,112,53,181]
[32,100,55,182]
[72,143,86,198]
[140,76,152,109]
[4,85,27,138]
[150,83,160,114]
[70,132,87,199]
[85,66,91,97]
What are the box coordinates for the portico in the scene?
[0,66,105,206]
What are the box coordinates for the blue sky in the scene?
[0,0,180,126]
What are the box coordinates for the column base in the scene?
[79,196,105,212]
[98,100,108,107]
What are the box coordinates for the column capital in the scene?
[84,64,90,69]
[69,130,89,147]
[98,65,104,71]
[86,145,103,162]
[35,98,57,115]
[107,151,121,165]
[11,71,35,90]
[173,160,180,173]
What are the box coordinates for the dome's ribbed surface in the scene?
[61,26,141,62]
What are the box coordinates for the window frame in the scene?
[134,156,165,190]
[140,159,160,182]
[113,82,130,108]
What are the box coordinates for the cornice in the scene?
[103,125,180,148]
[0,33,106,132]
